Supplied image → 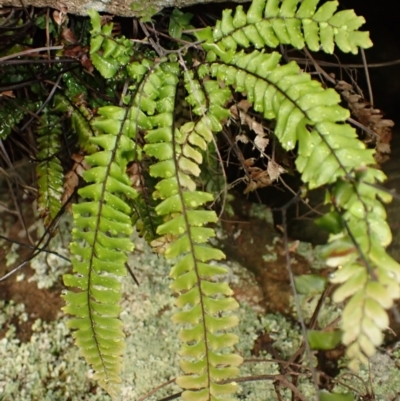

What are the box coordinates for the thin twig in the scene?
[19,73,63,133]
[278,195,321,401]
[360,48,374,106]
[0,46,64,63]
[0,233,70,262]
[137,378,176,401]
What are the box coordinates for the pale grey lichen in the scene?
[5,242,19,267]
[332,351,400,400]
[2,229,400,401]
[295,242,327,271]
[248,202,274,224]
[262,245,278,262]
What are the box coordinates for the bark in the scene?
[0,0,246,17]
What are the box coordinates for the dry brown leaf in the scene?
[0,90,15,98]
[243,180,259,194]
[63,45,93,74]
[62,27,78,44]
[62,154,90,211]
[150,234,176,255]
[53,6,68,26]
[127,162,143,192]
[79,54,94,74]
[267,160,286,182]
[336,80,394,163]
[230,101,268,152]
[243,158,256,167]
[287,240,300,253]
[235,133,249,144]
[243,165,272,194]
[254,135,269,154]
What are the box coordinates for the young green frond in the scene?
[35,112,64,227]
[141,60,243,400]
[197,0,372,55]
[88,9,134,78]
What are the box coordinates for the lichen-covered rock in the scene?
[0,0,246,18]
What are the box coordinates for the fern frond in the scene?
[205,28,396,368]
[0,99,37,140]
[209,51,374,186]
[131,191,164,243]
[88,9,134,78]
[197,0,372,55]
[35,112,64,227]
[54,94,98,154]
[321,170,400,369]
[139,58,242,401]
[62,104,142,399]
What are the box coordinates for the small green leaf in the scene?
[169,9,194,39]
[88,9,102,33]
[91,53,119,79]
[307,330,342,350]
[315,211,343,234]
[294,274,327,295]
[319,391,355,401]
[295,274,327,295]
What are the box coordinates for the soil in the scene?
[0,202,64,342]
[219,197,324,315]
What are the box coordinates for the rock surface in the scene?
[0,0,245,17]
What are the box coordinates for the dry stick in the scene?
[0,46,64,63]
[138,21,163,57]
[0,59,77,66]
[45,8,51,64]
[141,24,195,46]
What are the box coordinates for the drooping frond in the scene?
[321,172,399,370]
[199,0,372,55]
[62,104,143,398]
[197,9,395,368]
[35,112,64,227]
[136,57,243,400]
